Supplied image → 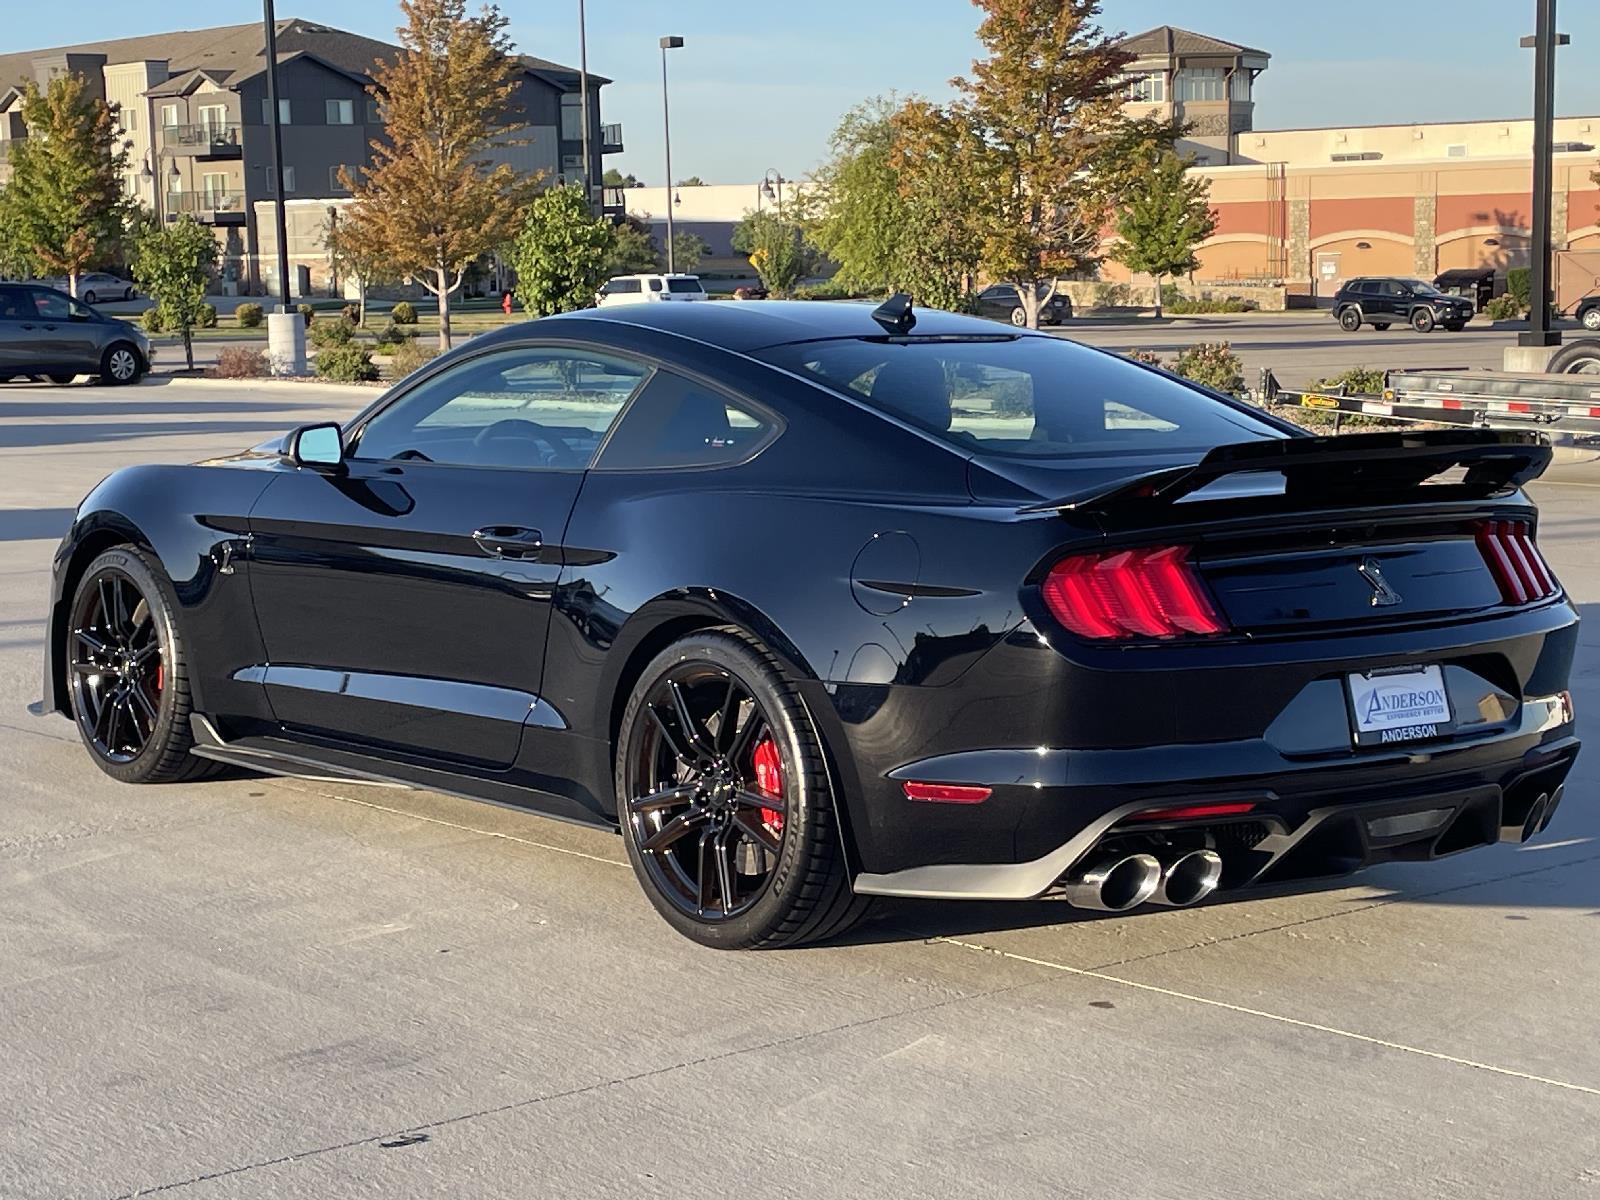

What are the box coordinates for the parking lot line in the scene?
[933,934,1600,1098]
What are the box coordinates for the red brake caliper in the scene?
[751,737,784,835]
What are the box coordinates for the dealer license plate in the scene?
[1346,665,1454,747]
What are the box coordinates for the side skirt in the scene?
[189,715,620,835]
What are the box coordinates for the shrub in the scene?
[209,346,268,379]
[793,278,858,301]
[196,302,218,328]
[374,320,415,348]
[1173,342,1244,394]
[1308,366,1385,395]
[235,302,264,328]
[388,338,440,378]
[309,318,355,350]
[1094,281,1132,308]
[1122,348,1165,368]
[1485,293,1520,321]
[1507,267,1531,311]
[341,302,361,324]
[390,300,418,325]
[315,342,378,382]
[1163,288,1252,314]
[297,302,315,326]
[140,306,168,333]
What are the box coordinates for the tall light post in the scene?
[660,36,684,272]
[1519,0,1568,349]
[761,168,786,215]
[262,0,304,374]
[578,0,593,214]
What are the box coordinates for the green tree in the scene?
[671,231,709,274]
[935,0,1177,327]
[2,72,129,296]
[889,101,986,311]
[130,215,219,372]
[1113,150,1216,317]
[603,168,643,188]
[602,215,660,276]
[805,97,907,295]
[732,210,809,296]
[510,184,616,315]
[336,0,538,349]
[675,175,706,187]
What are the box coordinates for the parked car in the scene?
[1333,277,1475,333]
[0,283,152,385]
[596,273,710,307]
[1573,292,1600,332]
[975,283,1073,327]
[34,273,138,304]
[42,298,1578,949]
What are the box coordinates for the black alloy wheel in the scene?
[66,548,214,783]
[1339,308,1361,332]
[1411,307,1436,333]
[616,630,867,949]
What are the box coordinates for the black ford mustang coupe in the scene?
[42,299,1579,948]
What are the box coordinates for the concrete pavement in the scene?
[1,378,1597,1198]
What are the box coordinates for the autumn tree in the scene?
[510,184,615,315]
[1113,150,1216,317]
[337,0,538,349]
[944,0,1177,328]
[325,215,396,327]
[131,215,219,372]
[2,72,129,296]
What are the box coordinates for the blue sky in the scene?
[10,2,1600,183]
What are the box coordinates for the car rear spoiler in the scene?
[1017,429,1552,516]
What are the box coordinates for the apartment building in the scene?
[0,19,623,294]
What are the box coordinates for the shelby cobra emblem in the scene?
[1358,556,1403,607]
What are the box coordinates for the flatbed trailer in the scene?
[1257,363,1600,447]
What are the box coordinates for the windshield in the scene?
[666,278,704,294]
[757,336,1287,459]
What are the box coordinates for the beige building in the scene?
[1115,26,1270,167]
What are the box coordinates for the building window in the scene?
[367,99,381,123]
[1175,67,1224,102]
[197,104,228,137]
[265,165,296,194]
[121,107,138,132]
[1122,73,1164,103]
[160,103,180,131]
[560,93,582,141]
[326,98,354,125]
[202,172,229,206]
[1230,71,1251,102]
[261,98,292,125]
[330,164,351,191]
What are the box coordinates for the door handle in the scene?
[472,525,543,559]
[20,324,34,330]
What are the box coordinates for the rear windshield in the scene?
[666,278,705,294]
[757,336,1286,458]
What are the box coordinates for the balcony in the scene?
[160,123,243,159]
[600,122,623,154]
[601,186,626,215]
[167,190,247,225]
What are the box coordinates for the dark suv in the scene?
[1332,277,1474,333]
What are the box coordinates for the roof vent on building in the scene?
[1553,141,1594,153]
[1447,144,1468,157]
[1330,151,1382,162]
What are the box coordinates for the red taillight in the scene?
[1476,519,1557,606]
[902,781,992,804]
[1041,545,1226,641]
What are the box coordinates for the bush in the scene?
[341,303,361,324]
[315,342,378,383]
[1095,281,1133,308]
[1173,342,1244,394]
[196,302,218,329]
[793,278,859,301]
[1162,287,1253,314]
[140,306,168,333]
[1485,293,1521,321]
[1307,366,1385,395]
[309,318,355,350]
[1507,267,1531,311]
[1122,348,1165,368]
[388,339,440,378]
[297,302,315,326]
[209,346,268,379]
[235,302,264,328]
[390,300,418,325]
[374,320,415,348]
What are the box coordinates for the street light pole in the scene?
[1519,0,1566,348]
[659,36,683,272]
[578,0,593,215]
[262,0,292,312]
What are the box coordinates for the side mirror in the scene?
[287,422,345,470]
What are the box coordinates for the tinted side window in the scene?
[352,346,651,469]
[605,279,642,295]
[1383,280,1408,297]
[29,289,72,319]
[1355,280,1379,296]
[648,278,663,292]
[596,370,776,470]
[665,278,703,294]
[0,287,28,320]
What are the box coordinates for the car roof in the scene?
[532,299,1018,352]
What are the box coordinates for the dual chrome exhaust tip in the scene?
[1501,784,1564,844]
[1062,848,1223,912]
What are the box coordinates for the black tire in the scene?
[1547,339,1600,375]
[1371,322,1391,331]
[100,341,142,385]
[615,628,868,949]
[65,547,219,784]
[1338,307,1362,332]
[47,373,75,385]
[1008,306,1028,328]
[1411,307,1436,333]
[82,290,97,305]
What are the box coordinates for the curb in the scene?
[144,375,379,396]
